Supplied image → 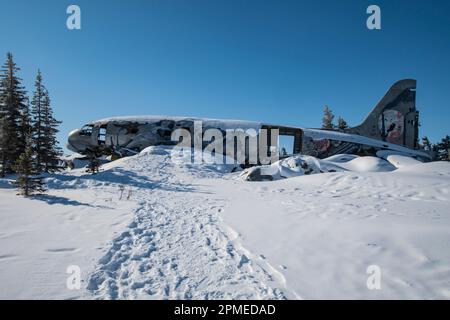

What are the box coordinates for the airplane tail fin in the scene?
[350,79,419,149]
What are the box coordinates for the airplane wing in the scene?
[303,128,431,160]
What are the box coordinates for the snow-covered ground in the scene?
[0,146,449,299]
[0,172,136,299]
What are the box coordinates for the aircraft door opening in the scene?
[98,125,107,145]
[279,135,295,157]
[261,125,303,159]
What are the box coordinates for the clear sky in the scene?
[1,0,449,152]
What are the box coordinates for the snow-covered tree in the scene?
[322,105,335,130]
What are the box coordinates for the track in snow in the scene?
[85,148,287,299]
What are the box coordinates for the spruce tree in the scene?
[13,136,45,196]
[337,116,348,131]
[19,99,31,152]
[322,105,335,130]
[31,70,45,171]
[436,135,450,161]
[40,88,62,171]
[0,112,12,177]
[421,136,432,151]
[0,53,29,176]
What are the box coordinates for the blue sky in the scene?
[1,0,449,152]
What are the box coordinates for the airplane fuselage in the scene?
[67,80,431,163]
[67,115,430,164]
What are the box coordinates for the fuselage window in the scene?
[80,125,93,136]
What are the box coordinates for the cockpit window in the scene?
[80,125,93,136]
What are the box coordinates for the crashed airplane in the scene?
[67,79,431,165]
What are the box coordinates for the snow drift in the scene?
[240,154,399,181]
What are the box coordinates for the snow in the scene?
[240,154,397,181]
[0,146,449,299]
[328,156,396,172]
[376,150,423,168]
[221,164,450,299]
[0,177,135,299]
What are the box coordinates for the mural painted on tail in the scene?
[378,110,404,145]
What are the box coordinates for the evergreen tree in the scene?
[13,136,45,196]
[0,112,12,177]
[322,105,335,130]
[19,99,31,151]
[421,136,432,151]
[30,70,46,172]
[436,135,450,161]
[87,156,100,174]
[0,53,29,176]
[40,88,62,171]
[337,116,348,131]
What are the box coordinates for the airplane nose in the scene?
[67,129,82,153]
